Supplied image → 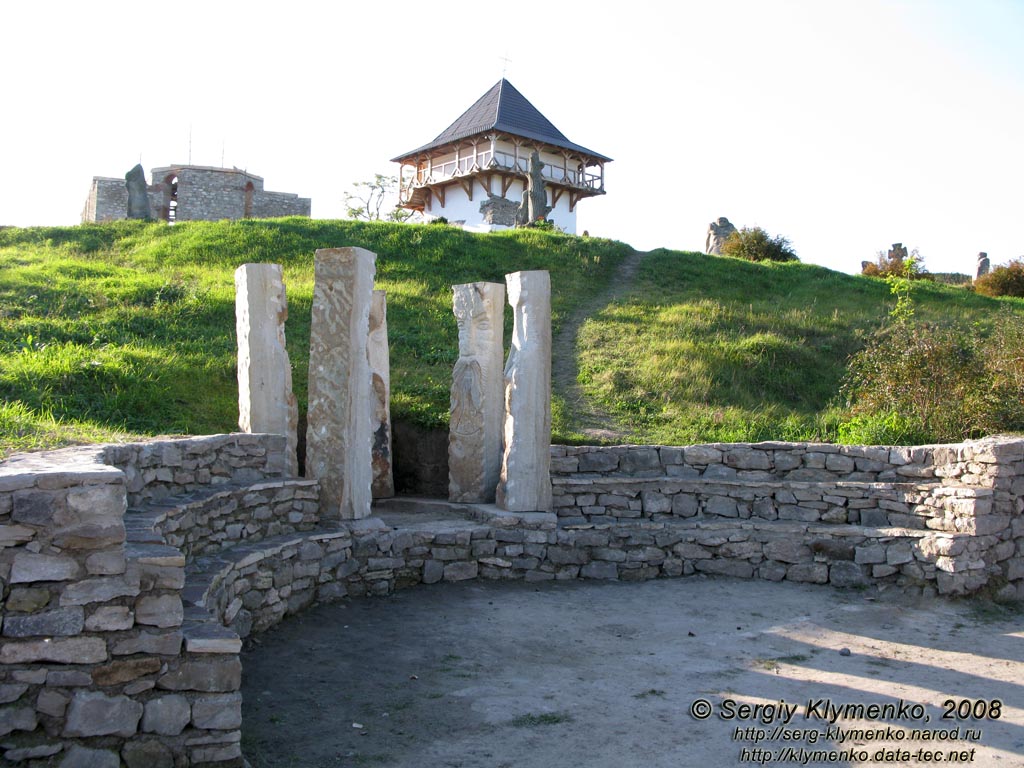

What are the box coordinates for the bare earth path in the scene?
[241,578,1024,768]
[552,248,648,442]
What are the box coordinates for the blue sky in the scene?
[2,0,1021,275]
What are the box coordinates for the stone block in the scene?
[2,606,83,637]
[64,691,143,737]
[705,496,738,518]
[672,494,698,517]
[620,448,661,474]
[61,744,121,768]
[496,271,553,513]
[0,706,37,737]
[192,692,243,729]
[60,575,140,606]
[786,563,829,584]
[135,594,184,628]
[759,561,787,581]
[764,540,810,564]
[443,562,478,582]
[4,587,50,613]
[694,559,755,579]
[157,658,242,692]
[577,452,619,473]
[581,561,619,580]
[121,740,175,768]
[1,636,106,664]
[10,552,82,583]
[235,263,300,476]
[641,491,671,514]
[683,445,722,465]
[725,449,771,470]
[305,248,376,520]
[829,562,868,588]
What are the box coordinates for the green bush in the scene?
[839,310,1024,443]
[975,258,1024,298]
[720,227,798,263]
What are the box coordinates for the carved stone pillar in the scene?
[369,290,394,499]
[234,263,298,476]
[496,270,552,512]
[449,282,505,503]
[305,247,376,520]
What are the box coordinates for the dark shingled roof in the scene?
[391,79,611,163]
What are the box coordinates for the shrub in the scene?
[975,258,1024,298]
[839,310,1024,443]
[862,245,932,280]
[720,227,798,263]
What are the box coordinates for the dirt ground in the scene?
[241,577,1024,768]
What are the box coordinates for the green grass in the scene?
[1,221,1020,457]
[0,218,629,456]
[575,248,1024,444]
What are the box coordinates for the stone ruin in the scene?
[705,216,737,255]
[2,241,1024,766]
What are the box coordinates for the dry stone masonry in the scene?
[1,433,1022,766]
[234,263,299,476]
[448,282,506,503]
[496,271,553,513]
[305,247,376,521]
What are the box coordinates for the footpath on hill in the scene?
[552,248,648,442]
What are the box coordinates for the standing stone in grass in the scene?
[705,217,737,255]
[235,263,299,476]
[125,164,152,220]
[975,252,990,281]
[306,248,376,520]
[449,282,505,503]
[496,271,552,512]
[368,290,394,499]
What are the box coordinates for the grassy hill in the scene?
[575,248,1022,444]
[0,219,1020,457]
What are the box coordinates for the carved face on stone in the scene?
[454,286,494,358]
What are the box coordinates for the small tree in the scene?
[720,227,798,263]
[862,244,931,280]
[343,174,417,222]
[975,258,1024,298]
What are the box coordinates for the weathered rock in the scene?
[61,744,120,768]
[2,606,84,637]
[496,271,552,512]
[235,263,299,476]
[449,282,505,503]
[975,252,990,280]
[156,658,242,692]
[64,691,143,737]
[125,164,152,220]
[85,605,134,632]
[4,587,51,613]
[191,692,243,729]
[705,217,737,255]
[91,657,162,686]
[306,247,376,520]
[135,594,184,628]
[443,561,479,582]
[142,694,191,736]
[10,552,82,583]
[0,706,37,737]
[829,561,868,588]
[581,561,619,580]
[0,636,106,664]
[60,575,140,606]
[368,290,395,499]
[121,739,175,768]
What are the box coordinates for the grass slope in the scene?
[0,219,630,456]
[574,248,1023,444]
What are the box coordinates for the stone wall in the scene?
[1,434,1021,765]
[81,177,128,223]
[0,435,295,766]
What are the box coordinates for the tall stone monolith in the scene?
[369,290,394,499]
[495,270,552,512]
[234,263,298,476]
[449,282,505,503]
[306,247,376,520]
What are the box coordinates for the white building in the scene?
[391,79,611,234]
